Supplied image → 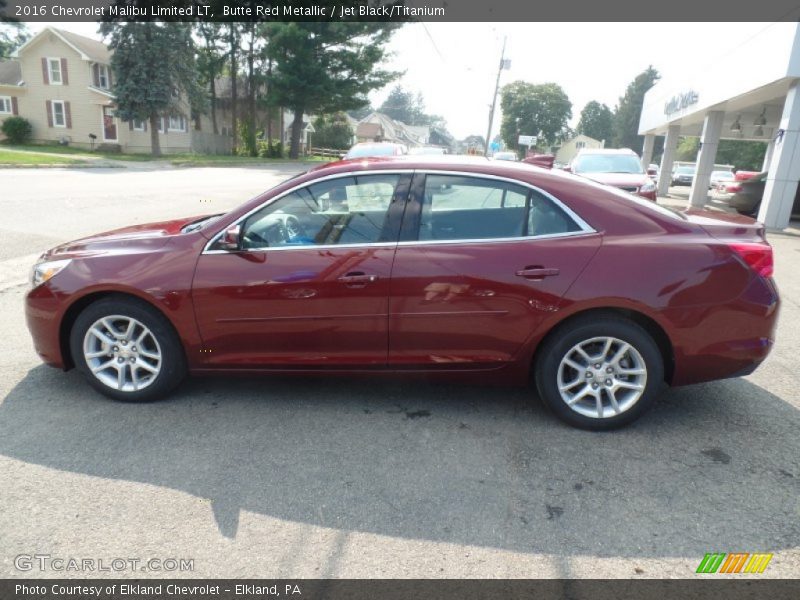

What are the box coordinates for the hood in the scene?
[42,215,210,260]
[577,172,650,188]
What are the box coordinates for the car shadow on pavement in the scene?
[1,366,798,558]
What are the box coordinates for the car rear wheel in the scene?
[69,296,186,402]
[534,316,664,430]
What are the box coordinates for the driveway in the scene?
[0,167,798,578]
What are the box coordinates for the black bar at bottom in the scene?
[2,579,800,600]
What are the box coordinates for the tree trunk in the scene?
[149,112,161,157]
[229,25,238,154]
[210,77,218,135]
[289,108,304,159]
[246,27,257,157]
[266,57,273,144]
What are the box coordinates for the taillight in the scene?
[727,184,742,193]
[729,243,774,278]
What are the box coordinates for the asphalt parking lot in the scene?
[0,166,798,578]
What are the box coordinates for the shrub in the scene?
[257,139,283,158]
[1,116,33,144]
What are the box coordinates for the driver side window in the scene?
[237,175,400,249]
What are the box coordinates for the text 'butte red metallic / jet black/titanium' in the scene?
[25,156,779,429]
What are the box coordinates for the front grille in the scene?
[617,186,638,192]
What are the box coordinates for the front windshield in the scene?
[573,154,643,174]
[675,166,695,175]
[712,171,733,179]
[346,145,397,158]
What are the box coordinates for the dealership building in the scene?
[638,22,800,229]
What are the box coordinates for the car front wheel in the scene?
[69,295,187,402]
[534,316,664,430]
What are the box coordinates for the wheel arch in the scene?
[59,290,188,371]
[530,306,675,385]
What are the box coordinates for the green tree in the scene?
[717,139,767,171]
[195,23,227,135]
[348,104,374,121]
[675,137,699,161]
[577,101,613,144]
[675,136,766,171]
[100,23,204,156]
[312,113,354,150]
[499,81,572,151]
[0,21,29,59]
[265,22,401,158]
[380,86,423,125]
[612,66,660,150]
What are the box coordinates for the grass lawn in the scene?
[1,144,157,162]
[168,154,334,167]
[0,149,85,165]
[0,143,337,166]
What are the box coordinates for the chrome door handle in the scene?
[515,267,560,280]
[338,272,378,285]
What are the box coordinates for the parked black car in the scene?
[728,171,800,217]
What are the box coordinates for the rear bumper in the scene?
[668,276,779,386]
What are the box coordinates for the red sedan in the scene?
[25,156,779,429]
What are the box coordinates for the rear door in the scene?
[388,172,602,368]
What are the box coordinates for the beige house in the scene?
[4,27,227,154]
[554,134,605,165]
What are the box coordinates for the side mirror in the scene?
[218,225,241,251]
[562,165,572,173]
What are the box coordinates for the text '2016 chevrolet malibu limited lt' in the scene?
[25,156,779,429]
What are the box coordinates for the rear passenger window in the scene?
[418,175,582,241]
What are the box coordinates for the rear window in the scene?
[573,154,643,174]
[345,145,398,158]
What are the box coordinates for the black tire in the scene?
[69,295,187,402]
[534,316,664,430]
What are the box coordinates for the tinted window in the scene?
[345,144,401,158]
[236,175,400,249]
[418,175,581,241]
[573,153,643,174]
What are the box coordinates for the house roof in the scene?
[55,28,111,63]
[356,122,383,138]
[0,60,22,86]
[14,27,111,64]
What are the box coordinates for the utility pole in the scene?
[484,35,508,157]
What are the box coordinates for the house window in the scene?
[52,100,66,127]
[0,96,11,114]
[168,114,187,132]
[98,65,109,89]
[132,118,146,131]
[576,141,586,150]
[48,58,62,85]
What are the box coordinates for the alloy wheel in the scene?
[82,315,162,392]
[556,336,647,419]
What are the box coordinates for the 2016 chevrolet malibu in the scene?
[25,156,779,429]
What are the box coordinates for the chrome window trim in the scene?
[202,168,596,255]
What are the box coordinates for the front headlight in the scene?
[31,259,72,288]
[639,181,656,193]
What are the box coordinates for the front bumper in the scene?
[26,282,67,369]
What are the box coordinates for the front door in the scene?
[192,173,410,367]
[102,106,117,141]
[388,172,601,368]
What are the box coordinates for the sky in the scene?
[27,21,777,140]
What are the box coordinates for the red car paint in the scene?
[26,156,779,388]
